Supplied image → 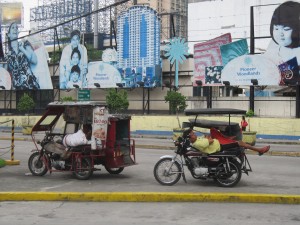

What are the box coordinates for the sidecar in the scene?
[29,101,136,179]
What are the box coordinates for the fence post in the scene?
[5,119,20,165]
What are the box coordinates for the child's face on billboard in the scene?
[273,25,293,47]
[71,52,80,65]
[70,72,79,82]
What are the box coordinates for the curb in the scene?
[0,192,300,204]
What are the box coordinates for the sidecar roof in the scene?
[47,101,106,108]
[185,108,246,116]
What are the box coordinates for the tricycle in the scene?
[154,108,252,187]
[28,101,136,180]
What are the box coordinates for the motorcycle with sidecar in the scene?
[154,108,252,187]
[28,101,136,180]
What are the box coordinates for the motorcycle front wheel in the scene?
[153,158,182,186]
[214,159,242,187]
[28,152,48,176]
[73,157,93,180]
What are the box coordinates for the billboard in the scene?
[193,33,231,86]
[2,22,53,90]
[0,2,23,26]
[262,1,300,86]
[59,30,88,89]
[86,61,122,88]
[220,39,249,67]
[221,55,281,85]
[117,5,162,88]
[222,1,300,86]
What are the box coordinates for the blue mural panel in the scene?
[117,5,161,88]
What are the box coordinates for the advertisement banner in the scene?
[193,33,231,86]
[220,39,249,67]
[0,68,11,90]
[59,30,88,89]
[4,22,52,90]
[221,55,281,85]
[86,61,122,88]
[26,32,53,89]
[263,1,300,86]
[0,2,23,26]
[91,107,109,150]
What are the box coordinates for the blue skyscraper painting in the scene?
[117,5,161,88]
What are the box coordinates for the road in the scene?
[0,140,300,194]
[1,140,300,225]
[1,201,300,225]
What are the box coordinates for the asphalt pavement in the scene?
[1,130,300,204]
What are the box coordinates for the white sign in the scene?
[86,61,122,88]
[221,55,281,85]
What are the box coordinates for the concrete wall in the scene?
[1,115,300,138]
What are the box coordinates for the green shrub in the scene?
[164,90,187,114]
[17,93,35,125]
[106,89,129,114]
[246,109,255,117]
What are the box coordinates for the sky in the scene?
[22,0,38,31]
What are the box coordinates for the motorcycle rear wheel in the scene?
[73,157,93,180]
[28,152,48,176]
[154,158,181,186]
[214,159,242,187]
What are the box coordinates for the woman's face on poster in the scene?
[8,23,19,40]
[70,35,80,49]
[71,52,80,65]
[273,25,293,47]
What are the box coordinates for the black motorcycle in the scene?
[154,107,254,187]
[153,131,252,187]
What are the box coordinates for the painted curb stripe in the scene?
[0,192,300,204]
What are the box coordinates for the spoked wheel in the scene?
[105,166,124,174]
[28,152,48,176]
[73,157,93,180]
[153,158,182,186]
[214,159,242,187]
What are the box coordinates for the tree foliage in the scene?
[17,93,35,114]
[246,109,255,117]
[106,89,129,114]
[17,93,35,125]
[164,90,187,114]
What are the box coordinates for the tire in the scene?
[214,159,242,187]
[73,157,93,180]
[153,158,182,186]
[28,152,48,176]
[105,166,124,174]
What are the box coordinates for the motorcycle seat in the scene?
[208,151,240,156]
[69,145,91,152]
